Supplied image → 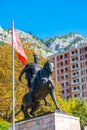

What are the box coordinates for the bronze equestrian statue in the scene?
[19,54,49,106]
[20,60,61,119]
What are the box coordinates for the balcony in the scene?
[71,63,80,71]
[72,93,80,98]
[71,59,79,63]
[70,51,78,56]
[71,79,81,85]
[71,67,80,71]
[71,71,80,78]
[72,88,80,93]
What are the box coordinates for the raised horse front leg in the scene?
[49,87,61,111]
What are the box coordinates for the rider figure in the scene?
[19,53,49,106]
[19,53,42,91]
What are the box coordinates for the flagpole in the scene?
[12,20,15,130]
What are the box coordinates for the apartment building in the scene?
[48,45,87,99]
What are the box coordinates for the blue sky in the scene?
[0,0,87,39]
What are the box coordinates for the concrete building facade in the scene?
[48,45,87,99]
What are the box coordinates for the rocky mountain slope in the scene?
[0,26,52,57]
[0,26,87,57]
[44,32,87,53]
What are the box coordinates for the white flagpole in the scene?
[12,20,15,130]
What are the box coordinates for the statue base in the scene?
[9,111,81,130]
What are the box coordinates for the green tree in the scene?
[58,98,87,129]
[71,98,87,130]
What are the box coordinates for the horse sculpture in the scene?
[21,60,61,119]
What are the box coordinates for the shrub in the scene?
[0,121,10,130]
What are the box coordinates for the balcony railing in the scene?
[71,59,79,63]
[71,74,80,78]
[71,67,80,70]
[72,89,80,93]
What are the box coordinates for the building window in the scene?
[65,60,67,65]
[73,71,79,76]
[73,79,79,83]
[72,57,78,61]
[62,90,64,94]
[66,89,68,93]
[61,83,64,87]
[77,79,79,82]
[86,76,87,80]
[61,62,63,66]
[85,61,87,65]
[74,93,80,97]
[72,64,79,69]
[85,47,87,51]
[72,50,77,54]
[66,82,68,85]
[72,51,74,54]
[77,86,80,90]
[74,94,77,97]
[80,63,82,68]
[82,78,83,82]
[61,69,63,73]
[85,54,87,58]
[57,56,59,61]
[76,72,79,75]
[65,74,68,78]
[60,55,63,59]
[73,72,75,76]
[86,69,87,72]
[81,71,83,75]
[75,50,77,54]
[73,80,76,83]
[80,49,82,54]
[73,87,76,90]
[76,64,78,68]
[72,58,75,61]
[74,86,80,90]
[76,57,78,60]
[80,56,82,61]
[65,67,68,72]
[72,65,75,69]
[61,75,64,80]
[64,54,67,58]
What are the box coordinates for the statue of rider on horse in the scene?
[19,54,49,105]
[19,54,61,119]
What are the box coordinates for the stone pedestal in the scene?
[9,111,81,130]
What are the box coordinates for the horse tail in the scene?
[15,104,25,117]
[21,104,25,111]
